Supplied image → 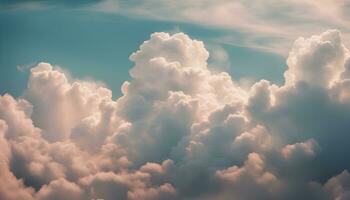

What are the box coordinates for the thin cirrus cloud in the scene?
[1,28,350,200]
[93,0,350,54]
[3,0,350,54]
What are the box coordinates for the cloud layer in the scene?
[1,30,350,200]
[92,0,350,54]
[4,0,350,54]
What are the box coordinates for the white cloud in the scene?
[2,30,350,199]
[25,63,114,142]
[284,30,348,87]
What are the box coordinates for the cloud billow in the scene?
[1,30,350,200]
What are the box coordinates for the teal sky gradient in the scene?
[0,8,286,98]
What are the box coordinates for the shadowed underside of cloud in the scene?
[1,29,350,200]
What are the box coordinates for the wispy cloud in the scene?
[3,0,350,54]
[92,0,350,54]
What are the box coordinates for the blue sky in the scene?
[0,7,286,98]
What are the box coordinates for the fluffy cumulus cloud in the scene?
[1,29,350,200]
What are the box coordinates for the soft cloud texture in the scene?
[93,0,350,54]
[4,0,350,54]
[1,29,350,199]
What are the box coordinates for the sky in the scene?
[0,2,289,98]
[1,1,350,200]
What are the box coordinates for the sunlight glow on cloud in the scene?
[1,30,350,200]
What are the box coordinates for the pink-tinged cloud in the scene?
[1,30,350,199]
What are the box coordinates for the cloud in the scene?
[93,0,350,54]
[0,120,35,200]
[36,178,83,200]
[323,170,350,200]
[25,63,114,142]
[0,0,103,9]
[1,30,350,199]
[214,153,279,200]
[281,139,318,160]
[3,0,350,54]
[284,30,347,87]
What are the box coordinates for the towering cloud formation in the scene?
[1,30,350,200]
